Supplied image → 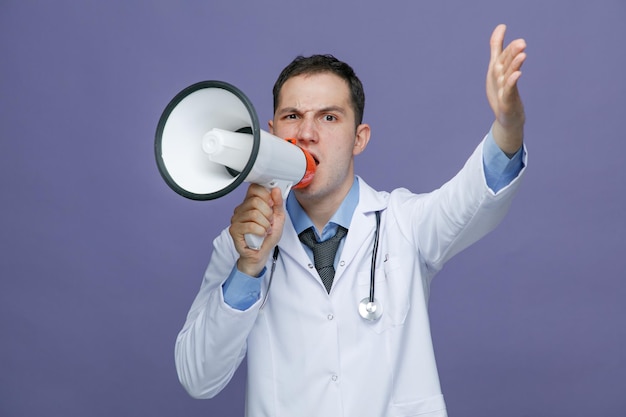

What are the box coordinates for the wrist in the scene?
[492,120,524,156]
[236,258,266,278]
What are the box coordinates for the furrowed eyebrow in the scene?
[276,107,300,116]
[318,106,347,115]
[276,106,347,116]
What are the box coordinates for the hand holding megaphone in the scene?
[155,81,316,250]
[201,126,315,249]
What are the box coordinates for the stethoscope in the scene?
[261,210,383,321]
[358,210,383,321]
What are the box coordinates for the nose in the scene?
[295,116,318,145]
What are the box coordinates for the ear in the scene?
[268,120,274,135]
[353,123,371,156]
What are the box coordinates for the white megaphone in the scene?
[155,80,316,250]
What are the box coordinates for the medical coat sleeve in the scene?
[394,137,527,274]
[174,228,264,399]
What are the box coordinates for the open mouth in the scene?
[308,151,320,166]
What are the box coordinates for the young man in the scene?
[175,24,527,416]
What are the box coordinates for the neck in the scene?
[295,177,354,232]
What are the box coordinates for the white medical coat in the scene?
[175,138,527,416]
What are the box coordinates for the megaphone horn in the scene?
[155,80,316,250]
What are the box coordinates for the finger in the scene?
[244,185,275,219]
[501,39,527,73]
[231,205,272,237]
[269,187,284,213]
[236,185,273,214]
[232,187,275,235]
[509,49,527,70]
[505,71,523,94]
[490,24,506,65]
[230,220,269,246]
[245,183,272,200]
[234,196,274,226]
[266,187,285,238]
[502,50,527,91]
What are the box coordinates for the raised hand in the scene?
[486,24,527,155]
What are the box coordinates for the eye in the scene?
[285,114,298,120]
[323,114,337,122]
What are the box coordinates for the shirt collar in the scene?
[287,177,360,241]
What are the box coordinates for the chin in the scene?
[293,184,323,200]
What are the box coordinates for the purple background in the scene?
[1,1,625,416]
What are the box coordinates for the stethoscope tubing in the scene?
[369,210,382,303]
[261,210,383,321]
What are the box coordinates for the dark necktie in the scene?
[299,226,348,293]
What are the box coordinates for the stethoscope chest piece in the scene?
[358,297,383,321]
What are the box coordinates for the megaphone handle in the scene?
[245,233,265,251]
[243,180,293,250]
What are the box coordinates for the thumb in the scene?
[490,24,506,65]
[270,187,285,219]
[266,187,286,242]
